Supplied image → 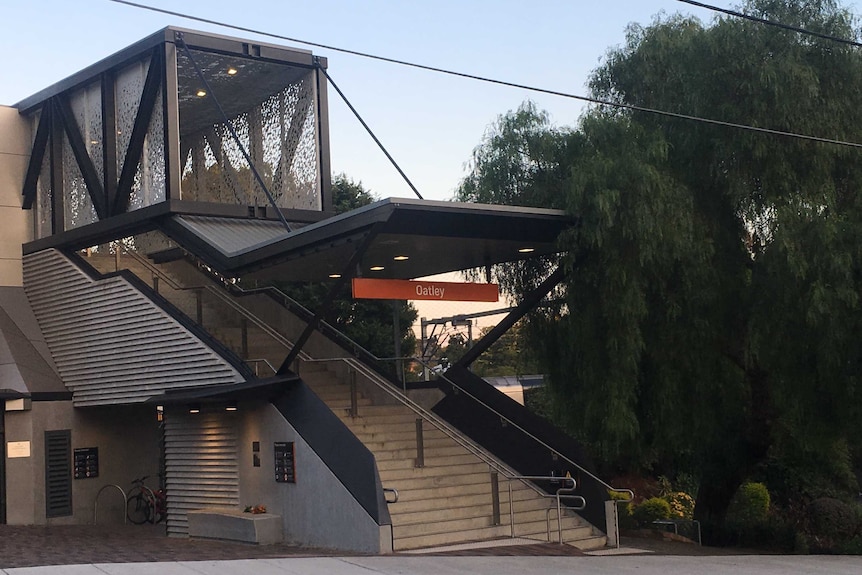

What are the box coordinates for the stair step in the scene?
[376,453,481,472]
[379,461,491,481]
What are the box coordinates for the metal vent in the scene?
[45,430,72,518]
[163,410,239,536]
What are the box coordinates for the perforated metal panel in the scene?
[45,430,72,518]
[163,410,239,536]
[23,249,245,406]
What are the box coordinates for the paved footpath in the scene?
[2,555,862,575]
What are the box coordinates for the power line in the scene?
[318,65,424,200]
[677,0,862,48]
[106,0,862,150]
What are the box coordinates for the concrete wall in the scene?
[237,401,390,553]
[4,401,161,525]
[0,105,33,287]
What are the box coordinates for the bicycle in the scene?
[126,476,166,525]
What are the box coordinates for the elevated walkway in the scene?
[80,247,611,552]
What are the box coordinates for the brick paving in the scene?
[0,524,337,569]
[0,523,733,568]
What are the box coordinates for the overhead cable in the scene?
[677,0,862,48]
[317,64,424,200]
[106,0,862,150]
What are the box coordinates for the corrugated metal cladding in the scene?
[175,215,291,257]
[22,249,245,407]
[164,410,240,536]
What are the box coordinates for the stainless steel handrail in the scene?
[110,249,312,364]
[103,247,628,542]
[383,487,399,504]
[302,356,589,541]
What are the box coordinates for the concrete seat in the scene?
[187,508,283,545]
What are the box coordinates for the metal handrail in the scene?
[301,356,590,542]
[246,358,278,376]
[103,247,631,537]
[109,249,312,364]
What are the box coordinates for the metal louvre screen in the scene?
[22,249,245,406]
[45,430,72,518]
[163,410,239,536]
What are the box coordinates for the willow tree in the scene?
[457,0,862,527]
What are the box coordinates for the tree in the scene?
[456,0,862,530]
[278,174,417,362]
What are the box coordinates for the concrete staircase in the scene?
[81,248,607,552]
[299,363,606,551]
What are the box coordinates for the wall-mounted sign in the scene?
[274,441,295,483]
[7,441,31,458]
[352,278,499,302]
[74,447,99,479]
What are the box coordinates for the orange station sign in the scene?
[352,278,499,302]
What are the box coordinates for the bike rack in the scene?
[93,484,127,525]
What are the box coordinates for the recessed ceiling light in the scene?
[370,266,385,271]
[518,247,535,253]
[196,89,207,97]
[328,273,342,279]
[227,67,238,75]
[393,255,409,261]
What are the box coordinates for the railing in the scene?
[98,248,313,368]
[299,356,585,542]
[99,247,632,542]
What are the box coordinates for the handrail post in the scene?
[490,471,501,526]
[414,418,424,468]
[508,478,515,538]
[557,490,563,543]
[153,274,159,294]
[241,318,249,359]
[349,368,358,418]
[195,288,203,325]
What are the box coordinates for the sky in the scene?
[0,0,761,203]
[3,0,859,334]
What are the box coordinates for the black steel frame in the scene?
[19,26,333,239]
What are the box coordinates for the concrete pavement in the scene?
[3,555,862,575]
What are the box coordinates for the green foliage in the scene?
[455,0,862,529]
[631,497,672,526]
[728,482,771,526]
[471,323,541,377]
[805,498,860,552]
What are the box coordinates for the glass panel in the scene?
[62,131,98,230]
[116,58,149,173]
[69,80,104,182]
[177,49,320,210]
[116,56,166,212]
[129,85,166,210]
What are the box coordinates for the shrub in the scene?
[631,497,671,526]
[663,491,695,519]
[728,482,771,525]
[805,497,859,552]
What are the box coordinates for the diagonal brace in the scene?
[278,223,384,374]
[452,265,566,370]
